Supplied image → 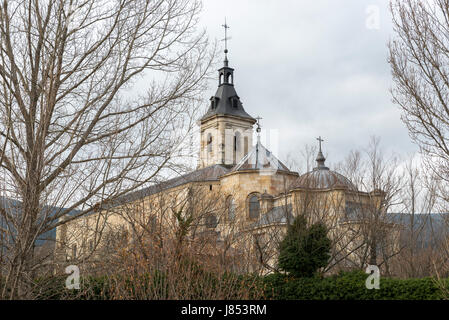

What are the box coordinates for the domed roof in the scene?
[291,139,356,191]
[293,167,357,190]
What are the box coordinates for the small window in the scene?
[210,97,218,109]
[209,185,212,191]
[205,214,218,229]
[244,136,249,155]
[234,132,241,152]
[207,133,213,153]
[233,131,241,163]
[231,97,238,109]
[72,244,77,259]
[249,195,260,220]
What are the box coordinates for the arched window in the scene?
[244,136,249,155]
[249,194,260,220]
[205,214,218,229]
[227,197,236,221]
[234,131,241,163]
[207,133,213,153]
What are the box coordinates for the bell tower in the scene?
[198,21,256,168]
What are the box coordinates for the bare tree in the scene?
[284,144,317,175]
[389,0,449,280]
[0,0,214,299]
[56,182,263,299]
[335,137,404,273]
[389,0,449,180]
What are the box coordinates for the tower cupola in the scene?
[198,20,256,168]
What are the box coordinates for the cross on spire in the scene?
[317,136,324,152]
[221,18,231,65]
[315,136,327,169]
[222,18,230,52]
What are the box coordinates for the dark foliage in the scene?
[277,215,331,277]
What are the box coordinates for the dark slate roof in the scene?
[201,84,255,122]
[250,204,294,229]
[200,57,255,123]
[111,164,231,206]
[231,141,290,172]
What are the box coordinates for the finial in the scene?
[255,116,262,145]
[317,136,323,153]
[315,136,327,169]
[221,18,231,66]
[255,116,262,133]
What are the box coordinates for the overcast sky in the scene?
[198,0,418,167]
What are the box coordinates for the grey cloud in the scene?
[199,0,417,165]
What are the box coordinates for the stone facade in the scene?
[55,52,399,275]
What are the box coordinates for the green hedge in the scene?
[26,270,449,300]
[263,271,448,300]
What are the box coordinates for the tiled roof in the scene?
[110,164,231,207]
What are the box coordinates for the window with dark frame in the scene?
[249,195,260,220]
[205,214,218,229]
[72,244,77,260]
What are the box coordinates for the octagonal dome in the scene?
[291,142,356,191]
[293,167,356,190]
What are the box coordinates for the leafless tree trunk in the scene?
[59,183,262,299]
[389,0,449,281]
[336,136,404,273]
[389,0,449,181]
[0,0,213,299]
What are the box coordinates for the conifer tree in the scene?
[278,215,331,277]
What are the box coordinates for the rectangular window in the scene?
[72,244,77,259]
